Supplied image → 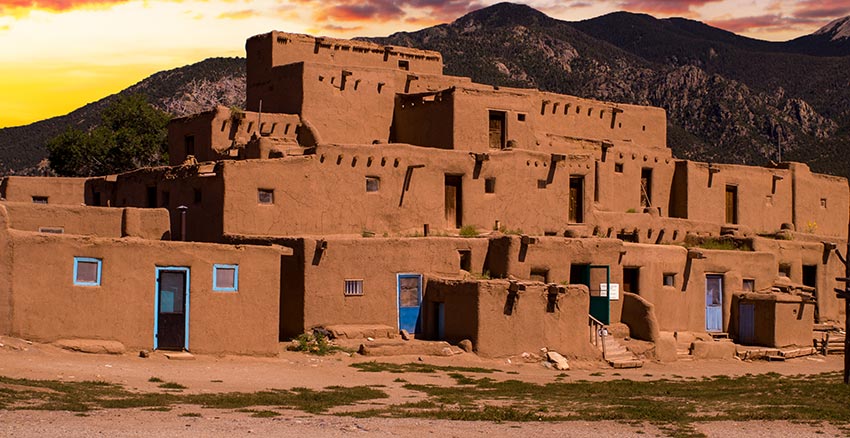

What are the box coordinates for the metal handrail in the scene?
[588,314,608,360]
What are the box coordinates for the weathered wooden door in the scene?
[705,274,723,332]
[488,111,505,149]
[444,175,462,228]
[725,185,738,224]
[398,274,423,334]
[640,168,652,207]
[155,267,190,350]
[569,176,584,223]
[738,303,755,344]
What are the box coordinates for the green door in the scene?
[573,264,610,324]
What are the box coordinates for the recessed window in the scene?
[32,196,48,204]
[820,198,827,208]
[458,250,472,271]
[344,279,364,296]
[74,257,102,287]
[614,163,624,173]
[743,278,755,291]
[366,176,380,192]
[39,227,64,234]
[537,179,547,189]
[517,113,526,121]
[485,178,496,194]
[663,273,675,287]
[530,268,549,283]
[213,264,239,292]
[258,189,274,205]
[398,60,409,70]
[184,135,195,156]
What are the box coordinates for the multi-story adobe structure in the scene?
[0,32,846,363]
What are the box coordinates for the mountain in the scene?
[2,3,850,179]
[369,3,850,176]
[0,57,245,175]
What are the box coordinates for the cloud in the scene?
[217,9,261,20]
[618,0,724,15]
[0,0,131,16]
[294,0,482,24]
[793,0,850,19]
[707,14,787,33]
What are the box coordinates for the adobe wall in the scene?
[595,143,675,216]
[753,238,845,323]
[424,278,596,358]
[593,212,720,244]
[0,205,11,335]
[247,31,443,111]
[168,106,301,166]
[3,230,281,355]
[1,176,87,205]
[620,244,693,331]
[788,163,849,239]
[281,236,489,338]
[732,293,814,347]
[219,144,595,237]
[0,202,169,239]
[108,165,225,243]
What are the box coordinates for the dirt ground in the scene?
[0,337,847,437]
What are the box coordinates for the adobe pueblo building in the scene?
[1,32,847,364]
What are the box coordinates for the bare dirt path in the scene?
[0,338,846,437]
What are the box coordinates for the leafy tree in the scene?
[47,94,170,176]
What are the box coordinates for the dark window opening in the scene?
[623,267,640,294]
[366,176,380,192]
[32,196,48,204]
[488,111,506,149]
[459,250,472,272]
[93,191,102,206]
[193,188,202,204]
[517,113,526,122]
[803,265,817,288]
[444,175,463,228]
[258,189,274,205]
[537,179,548,189]
[146,187,157,208]
[779,264,792,278]
[530,268,549,283]
[184,135,195,157]
[614,163,624,173]
[569,176,584,223]
[664,273,676,287]
[484,178,496,194]
[743,278,755,291]
[725,185,738,224]
[398,60,409,70]
[569,264,590,286]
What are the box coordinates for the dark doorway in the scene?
[803,264,819,322]
[155,268,189,350]
[569,176,584,223]
[444,175,463,228]
[640,168,652,208]
[488,111,506,149]
[146,186,157,208]
[623,267,640,294]
[725,185,738,224]
[458,250,472,271]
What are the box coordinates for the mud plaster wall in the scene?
[732,293,814,347]
[753,238,845,323]
[219,144,593,237]
[620,243,691,331]
[109,166,225,243]
[420,278,478,344]
[475,281,597,358]
[393,92,455,149]
[285,237,488,338]
[593,212,719,244]
[1,202,168,239]
[4,231,281,355]
[0,206,11,335]
[1,176,87,205]
[596,144,675,215]
[789,163,849,239]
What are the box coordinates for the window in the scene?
[820,198,828,208]
[742,278,755,291]
[344,279,364,296]
[39,227,64,234]
[537,179,548,189]
[663,273,676,287]
[484,178,496,194]
[258,189,274,205]
[530,268,549,283]
[74,257,102,286]
[458,250,472,271]
[517,113,526,121]
[213,264,239,292]
[614,163,624,173]
[366,176,380,192]
[32,196,48,204]
[184,135,195,156]
[779,264,791,278]
[193,188,202,204]
[398,60,409,70]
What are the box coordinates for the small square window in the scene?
[344,279,364,296]
[74,257,102,286]
[213,264,239,292]
[398,60,410,70]
[614,163,624,173]
[663,273,675,287]
[258,189,274,205]
[537,179,547,189]
[458,250,472,271]
[366,176,380,192]
[484,178,496,194]
[32,196,48,204]
[517,113,526,121]
[743,279,755,291]
[820,198,827,208]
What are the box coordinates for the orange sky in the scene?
[1,0,848,128]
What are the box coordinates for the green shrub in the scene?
[459,225,480,237]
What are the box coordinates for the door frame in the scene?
[154,266,191,351]
[396,273,423,333]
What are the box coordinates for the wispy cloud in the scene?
[1,0,131,16]
[707,14,787,33]
[217,9,260,20]
[293,0,482,23]
[618,0,724,15]
[793,0,850,19]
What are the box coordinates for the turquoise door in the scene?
[398,274,422,333]
[573,264,610,324]
[706,274,723,332]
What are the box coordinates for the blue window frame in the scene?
[73,257,102,286]
[212,264,239,292]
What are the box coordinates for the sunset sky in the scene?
[1,0,848,129]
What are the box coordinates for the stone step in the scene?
[609,359,644,369]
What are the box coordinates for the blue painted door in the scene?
[705,274,723,332]
[155,267,190,350]
[398,274,422,333]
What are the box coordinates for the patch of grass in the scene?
[158,382,186,390]
[238,409,281,418]
[393,378,408,383]
[350,362,498,374]
[180,412,201,418]
[459,225,480,238]
[148,377,164,383]
[289,332,348,356]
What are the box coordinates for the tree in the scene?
[47,94,170,176]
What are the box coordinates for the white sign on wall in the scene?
[599,283,620,300]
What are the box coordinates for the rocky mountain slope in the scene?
[2,3,850,179]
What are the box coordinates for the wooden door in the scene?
[156,268,189,350]
[444,175,462,228]
[488,111,505,149]
[398,274,423,333]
